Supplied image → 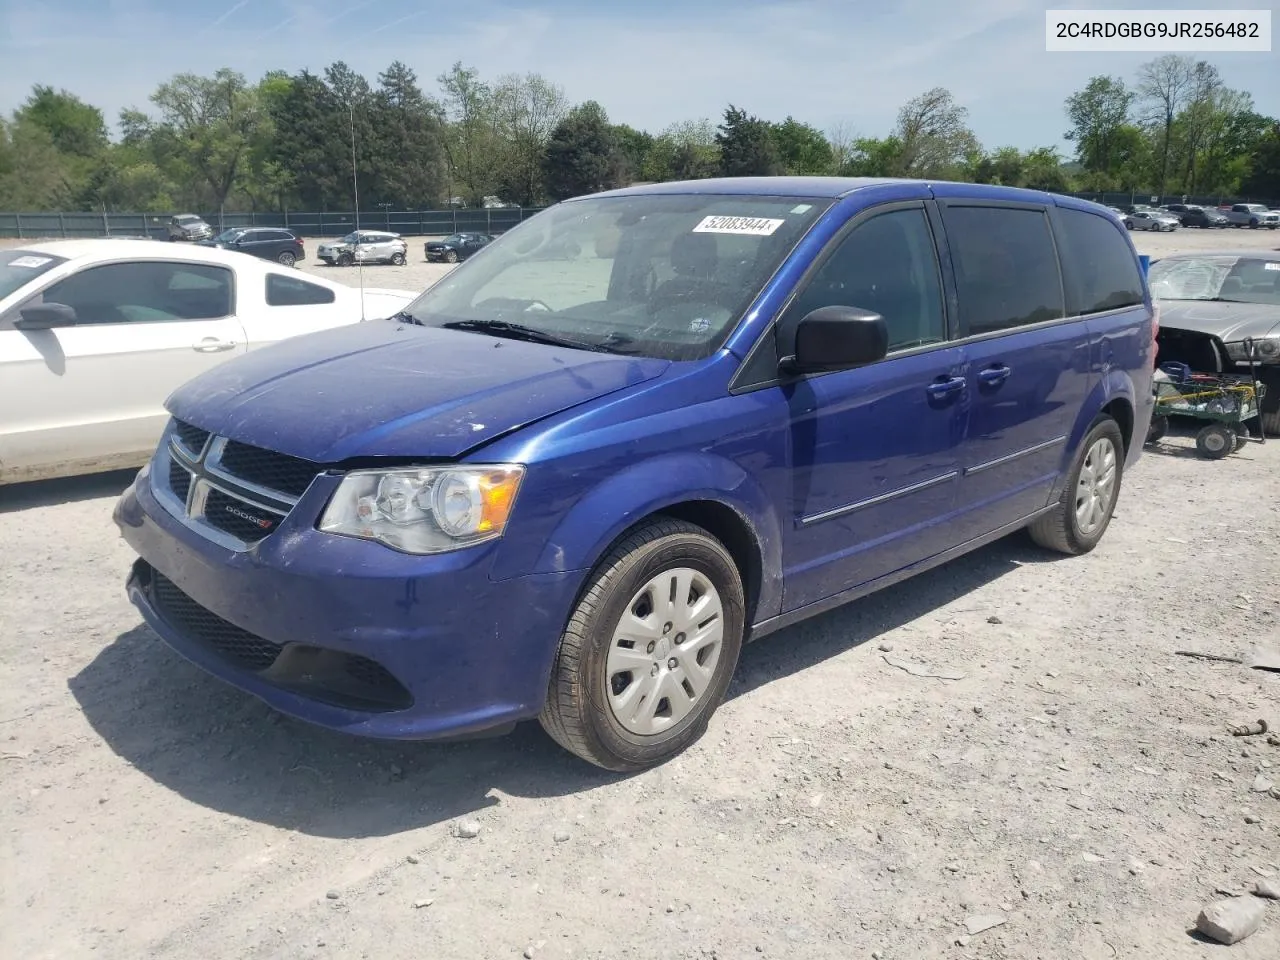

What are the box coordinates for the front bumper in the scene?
[113,464,582,740]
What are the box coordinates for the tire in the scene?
[277,251,296,267]
[1195,423,1234,459]
[444,250,459,263]
[390,252,406,266]
[1233,424,1251,450]
[338,253,354,267]
[1146,414,1169,444]
[1249,219,1259,229]
[1028,416,1124,556]
[1261,410,1280,438]
[539,518,745,772]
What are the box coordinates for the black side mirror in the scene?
[780,306,888,375]
[14,302,77,330]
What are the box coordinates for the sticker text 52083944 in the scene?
[693,216,785,237]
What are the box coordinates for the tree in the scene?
[16,86,108,160]
[1240,118,1280,198]
[641,120,718,181]
[610,123,653,182]
[771,117,834,175]
[1064,76,1133,183]
[715,105,781,177]
[0,118,78,209]
[488,72,568,205]
[543,101,623,201]
[892,87,978,177]
[370,61,447,207]
[437,62,502,204]
[1136,54,1196,196]
[148,68,265,210]
[840,136,904,177]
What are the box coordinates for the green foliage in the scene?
[1,61,1274,213]
[716,105,781,177]
[543,102,624,201]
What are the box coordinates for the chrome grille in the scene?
[155,420,321,551]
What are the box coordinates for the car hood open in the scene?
[1156,300,1280,343]
[165,320,670,462]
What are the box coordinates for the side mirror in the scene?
[781,306,888,375]
[14,302,77,330]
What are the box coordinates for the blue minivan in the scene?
[114,177,1156,770]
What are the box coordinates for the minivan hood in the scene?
[1157,300,1280,342]
[166,321,670,462]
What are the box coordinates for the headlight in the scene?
[1225,336,1280,362]
[319,465,524,554]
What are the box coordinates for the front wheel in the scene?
[444,249,459,263]
[539,518,745,771]
[1146,414,1169,444]
[1196,423,1235,459]
[1028,417,1124,555]
[1249,219,1259,229]
[390,252,406,266]
[337,252,354,267]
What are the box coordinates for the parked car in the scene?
[1177,206,1229,229]
[1147,250,1280,435]
[0,240,417,484]
[167,214,214,242]
[317,231,408,266]
[424,233,495,263]
[113,177,1154,771]
[200,228,305,266]
[1222,204,1280,229]
[1125,209,1180,232]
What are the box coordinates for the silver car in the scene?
[316,231,408,266]
[1125,209,1180,232]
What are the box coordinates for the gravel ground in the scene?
[2,227,1279,960]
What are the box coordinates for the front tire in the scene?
[1028,417,1124,556]
[338,252,354,267]
[444,249,459,263]
[539,518,745,772]
[1146,414,1169,444]
[1195,423,1235,459]
[390,252,406,266]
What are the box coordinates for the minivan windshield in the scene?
[0,250,68,301]
[394,193,831,361]
[1149,255,1280,306]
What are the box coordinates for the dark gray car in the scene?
[1149,251,1280,434]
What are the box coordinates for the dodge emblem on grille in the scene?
[225,504,275,530]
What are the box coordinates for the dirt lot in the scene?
[2,227,1279,959]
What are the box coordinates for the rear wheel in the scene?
[539,518,745,771]
[1261,410,1280,438]
[1028,417,1124,556]
[277,251,296,267]
[1195,423,1234,459]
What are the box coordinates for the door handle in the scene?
[193,337,236,352]
[978,364,1012,387]
[926,376,966,401]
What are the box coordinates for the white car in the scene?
[0,239,416,485]
[317,231,408,266]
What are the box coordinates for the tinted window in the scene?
[944,206,1064,336]
[0,250,67,304]
[266,274,336,306]
[268,231,295,242]
[782,207,945,353]
[1056,208,1145,315]
[22,261,232,325]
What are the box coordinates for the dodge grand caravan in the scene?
[114,177,1156,771]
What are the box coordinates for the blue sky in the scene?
[1,0,1276,154]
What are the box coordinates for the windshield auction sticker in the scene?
[9,256,53,268]
[693,216,785,236]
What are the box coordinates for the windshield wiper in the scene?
[442,319,615,353]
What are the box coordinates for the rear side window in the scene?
[266,274,336,306]
[267,231,295,242]
[944,206,1065,336]
[1055,208,1145,315]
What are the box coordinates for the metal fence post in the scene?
[58,212,66,238]
[15,213,22,239]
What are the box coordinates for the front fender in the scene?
[528,452,785,622]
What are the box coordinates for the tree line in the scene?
[0,54,1276,214]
